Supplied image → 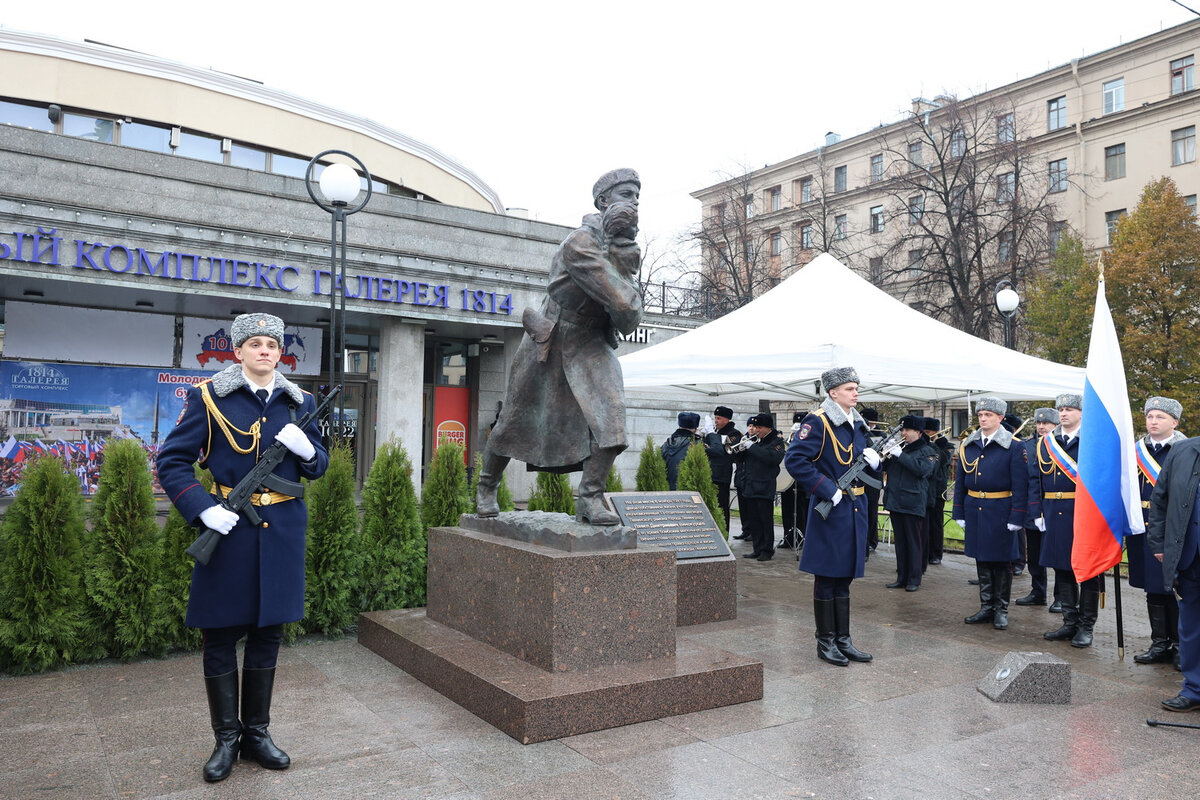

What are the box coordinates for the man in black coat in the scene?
[733,412,786,561]
[1148,435,1200,711]
[661,412,701,490]
[779,411,809,549]
[884,415,938,591]
[860,407,884,556]
[922,417,953,566]
[703,405,742,532]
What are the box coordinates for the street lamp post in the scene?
[304,150,372,441]
[994,279,1021,350]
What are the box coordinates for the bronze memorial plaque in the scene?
[605,492,731,560]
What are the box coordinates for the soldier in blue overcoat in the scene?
[157,312,328,783]
[1015,408,1059,608]
[953,396,1028,631]
[1029,392,1103,647]
[1129,396,1186,665]
[785,366,880,666]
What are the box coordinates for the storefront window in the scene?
[437,343,467,386]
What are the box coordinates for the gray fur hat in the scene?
[677,411,700,429]
[1034,407,1060,424]
[821,366,860,392]
[592,168,640,208]
[231,313,284,347]
[975,396,1007,415]
[1056,393,1083,410]
[1145,396,1183,420]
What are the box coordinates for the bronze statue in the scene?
[476,168,644,525]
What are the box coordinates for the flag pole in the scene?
[1113,563,1124,659]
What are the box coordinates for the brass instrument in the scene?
[727,434,759,454]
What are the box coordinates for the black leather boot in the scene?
[1071,588,1100,648]
[992,566,1012,630]
[964,565,995,624]
[1044,583,1079,640]
[1015,590,1047,606]
[203,671,241,782]
[833,596,872,662]
[474,451,510,518]
[240,667,290,770]
[1134,596,1176,664]
[815,598,849,666]
[576,445,622,526]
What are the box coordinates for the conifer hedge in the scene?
[635,434,669,491]
[421,441,471,530]
[526,471,575,515]
[360,439,425,610]
[303,443,361,635]
[677,442,727,537]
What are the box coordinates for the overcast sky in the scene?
[4,1,1198,250]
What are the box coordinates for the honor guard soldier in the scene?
[660,411,701,490]
[859,407,884,556]
[732,413,785,560]
[953,396,1028,631]
[922,417,954,566]
[779,411,808,549]
[1015,408,1059,608]
[1032,393,1101,647]
[157,313,329,782]
[703,405,742,532]
[884,415,938,592]
[1131,396,1186,665]
[785,366,879,666]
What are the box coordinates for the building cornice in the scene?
[0,28,506,214]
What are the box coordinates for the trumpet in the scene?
[727,434,759,454]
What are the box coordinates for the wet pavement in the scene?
[2,520,1196,799]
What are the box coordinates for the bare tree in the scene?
[873,97,1060,339]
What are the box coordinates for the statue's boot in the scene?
[576,444,622,526]
[475,450,510,518]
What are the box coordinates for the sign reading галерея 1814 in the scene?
[605,492,731,560]
[0,227,514,315]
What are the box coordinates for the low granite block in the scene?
[978,651,1070,704]
[676,554,738,626]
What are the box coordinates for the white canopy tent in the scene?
[620,254,1084,405]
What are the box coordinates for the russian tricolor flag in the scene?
[1073,278,1144,583]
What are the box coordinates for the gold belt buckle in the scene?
[259,491,272,506]
[1054,492,1063,499]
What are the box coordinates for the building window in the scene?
[743,241,755,262]
[1049,220,1066,254]
[798,176,813,203]
[869,205,885,234]
[0,98,54,131]
[229,143,268,170]
[870,153,884,182]
[869,257,884,283]
[1172,55,1195,96]
[121,121,173,153]
[1047,96,1067,131]
[834,165,847,193]
[799,221,813,249]
[997,171,1016,203]
[1172,126,1196,165]
[1104,143,1126,180]
[175,130,224,163]
[949,128,966,158]
[769,230,782,257]
[834,214,847,240]
[62,112,115,143]
[998,231,1014,263]
[907,141,922,171]
[1105,209,1126,245]
[950,186,967,216]
[908,194,924,224]
[1048,159,1067,193]
[1187,195,1198,218]
[1102,78,1125,115]
[907,249,924,278]
[744,196,756,219]
[270,152,311,178]
[996,112,1015,143]
[711,203,726,221]
[768,186,782,212]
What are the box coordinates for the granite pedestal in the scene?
[358,518,763,744]
[977,651,1071,704]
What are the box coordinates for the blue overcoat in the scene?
[1026,430,1078,572]
[1128,432,1186,592]
[785,400,873,579]
[157,365,328,629]
[952,428,1026,562]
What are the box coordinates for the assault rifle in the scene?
[812,424,904,520]
[186,385,341,566]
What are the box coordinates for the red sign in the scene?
[433,386,469,463]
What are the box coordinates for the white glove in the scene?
[699,414,715,436]
[830,489,844,507]
[887,444,904,458]
[1035,517,1046,532]
[275,423,316,460]
[954,519,966,529]
[1007,523,1022,532]
[200,505,240,535]
[862,447,881,469]
[791,422,803,432]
